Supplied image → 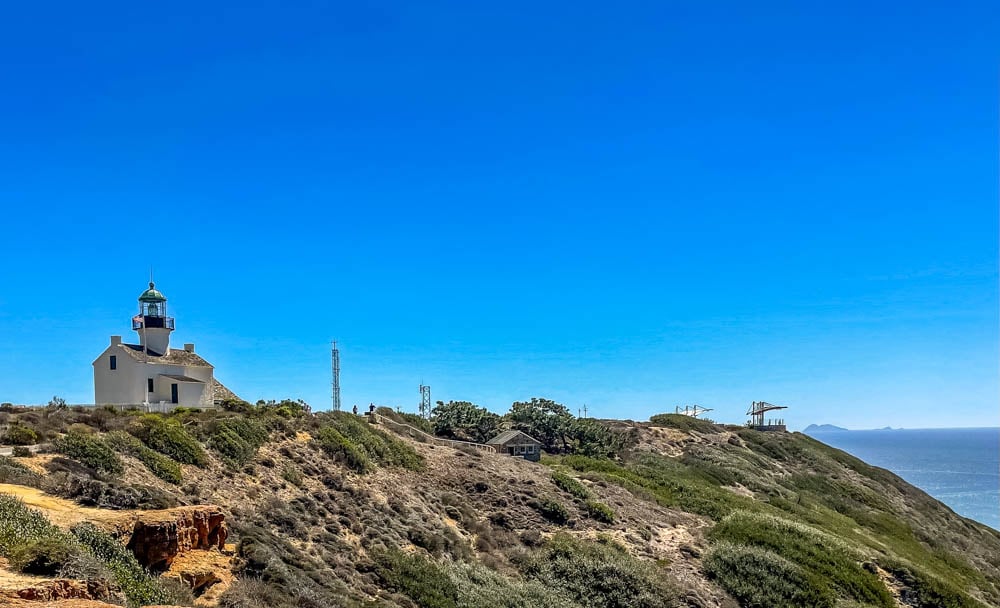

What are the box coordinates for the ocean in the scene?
[804,428,1000,530]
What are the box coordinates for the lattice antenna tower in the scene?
[419,384,431,419]
[331,341,341,411]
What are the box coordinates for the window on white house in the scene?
[527,445,534,453]
[109,356,117,370]
[147,378,154,393]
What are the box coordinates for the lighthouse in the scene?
[92,280,239,409]
[133,282,174,355]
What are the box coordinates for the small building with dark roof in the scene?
[92,281,238,410]
[486,430,543,462]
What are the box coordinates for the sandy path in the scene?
[0,484,114,529]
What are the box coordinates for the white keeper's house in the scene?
[93,281,238,409]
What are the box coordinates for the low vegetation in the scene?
[54,430,124,474]
[313,411,424,473]
[73,522,179,607]
[648,413,722,433]
[515,534,680,608]
[129,414,208,466]
[0,494,178,606]
[2,421,39,445]
[207,417,270,466]
[709,511,893,607]
[536,498,570,524]
[106,431,183,484]
[704,542,835,608]
[552,471,590,499]
[583,500,615,523]
[0,454,41,486]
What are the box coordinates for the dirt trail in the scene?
[0,484,114,529]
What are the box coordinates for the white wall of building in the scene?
[93,339,215,408]
[93,341,146,405]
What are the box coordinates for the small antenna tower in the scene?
[419,384,431,419]
[331,341,341,411]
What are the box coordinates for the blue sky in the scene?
[0,1,996,429]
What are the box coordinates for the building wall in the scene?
[94,343,215,408]
[146,363,213,406]
[497,441,542,461]
[93,345,146,405]
[172,380,208,408]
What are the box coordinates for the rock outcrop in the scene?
[6,578,117,603]
[124,507,228,571]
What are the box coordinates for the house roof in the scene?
[212,378,240,403]
[486,430,542,446]
[118,343,213,367]
[159,373,204,383]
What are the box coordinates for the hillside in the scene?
[0,403,998,608]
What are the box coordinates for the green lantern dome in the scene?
[138,282,167,303]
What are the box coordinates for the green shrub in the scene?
[3,422,39,445]
[315,426,371,473]
[208,417,269,466]
[0,493,63,556]
[281,465,303,487]
[8,535,81,575]
[537,498,570,524]
[583,501,615,523]
[560,453,751,520]
[446,561,579,608]
[373,548,458,608]
[55,431,123,474]
[709,511,893,607]
[882,561,983,608]
[704,542,835,608]
[130,414,207,466]
[552,472,590,499]
[0,455,40,487]
[105,431,182,484]
[647,413,720,433]
[73,522,172,607]
[11,446,31,457]
[313,412,424,473]
[516,533,679,608]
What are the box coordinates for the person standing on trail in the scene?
[352,404,358,415]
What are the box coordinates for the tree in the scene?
[565,418,634,458]
[431,401,503,444]
[507,398,573,453]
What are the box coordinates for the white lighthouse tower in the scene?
[93,279,240,409]
[134,282,174,355]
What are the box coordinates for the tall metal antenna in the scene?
[419,384,431,419]
[331,341,341,411]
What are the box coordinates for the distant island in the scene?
[802,423,849,433]
[804,424,904,433]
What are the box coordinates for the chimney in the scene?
[110,335,122,345]
[183,343,195,353]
